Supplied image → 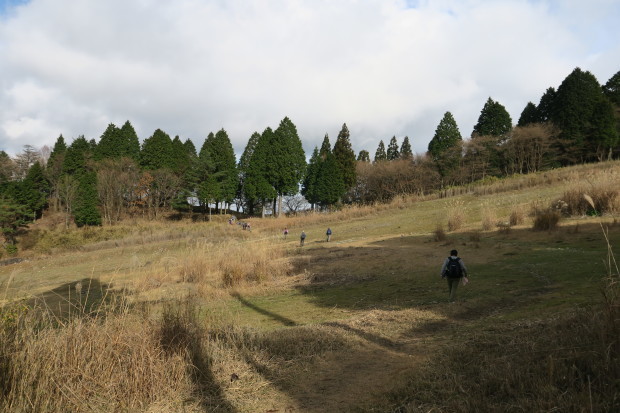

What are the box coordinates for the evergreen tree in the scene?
[473,97,513,138]
[184,138,197,157]
[170,136,187,176]
[550,67,613,163]
[73,170,101,226]
[62,136,91,176]
[301,147,321,209]
[47,134,67,172]
[20,162,49,218]
[517,102,539,127]
[387,136,400,160]
[140,129,174,170]
[319,134,331,159]
[95,123,122,160]
[332,123,356,190]
[536,87,557,123]
[271,117,306,216]
[238,132,262,214]
[200,129,237,210]
[428,112,463,181]
[119,120,140,160]
[357,150,370,162]
[589,96,619,160]
[0,151,13,184]
[244,127,277,216]
[315,152,345,209]
[603,70,620,106]
[374,140,387,162]
[0,198,29,246]
[400,136,413,159]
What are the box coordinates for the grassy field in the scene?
[0,161,619,412]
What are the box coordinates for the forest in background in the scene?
[1,66,619,255]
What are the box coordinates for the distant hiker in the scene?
[326,227,332,242]
[283,227,289,239]
[440,249,469,302]
[300,230,306,246]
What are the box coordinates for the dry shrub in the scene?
[509,205,526,226]
[446,200,465,232]
[434,225,447,242]
[469,231,481,242]
[532,210,561,231]
[0,305,201,412]
[481,208,496,231]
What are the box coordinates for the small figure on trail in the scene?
[440,249,469,302]
[246,223,251,231]
[283,227,289,239]
[300,230,306,246]
[326,227,332,242]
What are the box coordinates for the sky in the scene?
[0,0,619,159]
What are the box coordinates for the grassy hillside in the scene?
[0,161,619,412]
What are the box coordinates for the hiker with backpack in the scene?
[440,249,469,302]
[300,230,306,246]
[326,227,332,242]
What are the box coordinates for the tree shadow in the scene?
[231,292,297,326]
[23,278,129,321]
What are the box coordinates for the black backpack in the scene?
[445,257,462,278]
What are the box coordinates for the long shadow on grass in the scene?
[24,278,128,321]
[231,292,297,326]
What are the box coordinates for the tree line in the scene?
[1,67,619,251]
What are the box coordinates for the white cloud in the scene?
[0,0,618,157]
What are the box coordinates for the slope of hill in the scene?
[0,162,619,412]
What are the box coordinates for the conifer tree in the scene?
[48,134,67,172]
[319,134,331,159]
[200,129,237,211]
[95,123,122,160]
[301,147,321,209]
[603,70,620,106]
[244,127,277,217]
[315,152,345,209]
[119,120,140,161]
[270,117,306,216]
[140,129,174,170]
[400,136,413,159]
[63,137,101,226]
[332,123,356,190]
[357,150,370,162]
[374,140,387,162]
[387,136,400,160]
[428,112,463,181]
[517,102,539,127]
[472,97,513,138]
[536,87,557,123]
[550,67,614,163]
[238,132,262,214]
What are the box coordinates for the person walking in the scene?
[283,227,289,239]
[326,227,332,242]
[440,249,468,302]
[300,230,306,246]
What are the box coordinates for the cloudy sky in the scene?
[0,0,619,159]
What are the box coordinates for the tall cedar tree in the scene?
[119,121,141,161]
[517,102,539,127]
[63,137,101,226]
[302,147,321,209]
[20,162,49,218]
[170,136,192,210]
[244,127,277,217]
[95,123,122,160]
[536,87,557,123]
[47,134,67,172]
[357,150,370,162]
[332,123,356,190]
[472,97,513,138]
[271,117,306,216]
[387,136,400,160]
[314,152,345,208]
[0,198,29,246]
[46,135,67,212]
[200,129,237,211]
[319,134,331,159]
[0,151,13,184]
[550,67,616,163]
[428,111,462,180]
[238,132,262,214]
[374,140,387,162]
[196,137,220,212]
[140,129,174,170]
[400,136,413,159]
